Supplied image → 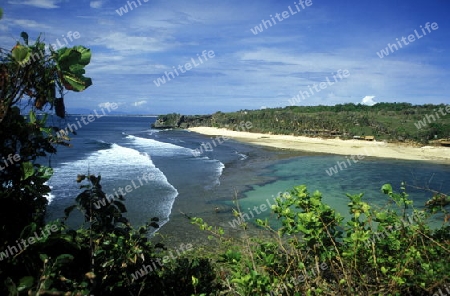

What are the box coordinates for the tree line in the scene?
[156,103,450,143]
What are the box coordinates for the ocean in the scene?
[45,115,258,230]
[45,116,450,243]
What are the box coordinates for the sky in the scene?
[1,0,450,115]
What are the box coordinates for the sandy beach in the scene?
[188,127,450,164]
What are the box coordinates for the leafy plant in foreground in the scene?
[192,183,449,295]
[1,29,92,241]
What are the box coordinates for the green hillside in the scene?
[156,103,450,144]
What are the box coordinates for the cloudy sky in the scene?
[1,0,449,114]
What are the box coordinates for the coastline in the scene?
[155,127,450,249]
[154,137,295,248]
[188,127,450,164]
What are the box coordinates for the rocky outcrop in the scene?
[152,114,213,129]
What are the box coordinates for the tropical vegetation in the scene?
[156,103,450,144]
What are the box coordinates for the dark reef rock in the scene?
[151,114,213,129]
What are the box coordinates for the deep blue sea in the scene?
[45,115,255,229]
[45,116,450,236]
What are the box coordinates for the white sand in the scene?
[188,127,450,164]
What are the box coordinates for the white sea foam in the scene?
[127,135,226,190]
[44,184,55,204]
[126,135,195,157]
[235,151,249,160]
[47,143,178,228]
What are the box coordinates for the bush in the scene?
[191,183,450,295]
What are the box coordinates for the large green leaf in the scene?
[71,46,91,65]
[21,162,34,180]
[56,46,92,91]
[0,8,3,20]
[61,71,92,91]
[55,254,74,266]
[37,165,53,181]
[56,46,91,69]
[17,276,34,292]
[381,184,393,195]
[12,44,31,64]
[28,110,36,124]
[69,63,86,76]
[57,49,81,71]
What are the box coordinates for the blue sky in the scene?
[1,0,449,114]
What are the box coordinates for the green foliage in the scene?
[60,174,162,294]
[11,44,31,64]
[2,32,92,120]
[272,186,343,255]
[158,103,450,143]
[65,174,132,232]
[0,107,55,245]
[191,183,450,295]
[154,258,221,295]
[54,46,92,92]
[425,192,450,214]
[2,174,221,295]
[0,32,94,295]
[0,31,92,261]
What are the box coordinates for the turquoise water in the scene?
[227,155,450,228]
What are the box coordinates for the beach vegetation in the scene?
[157,103,450,144]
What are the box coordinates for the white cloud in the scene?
[361,96,377,106]
[91,32,176,53]
[132,100,147,107]
[8,0,61,9]
[90,1,102,9]
[10,19,51,30]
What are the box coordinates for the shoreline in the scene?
[156,128,450,248]
[188,127,450,164]
[154,137,293,248]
